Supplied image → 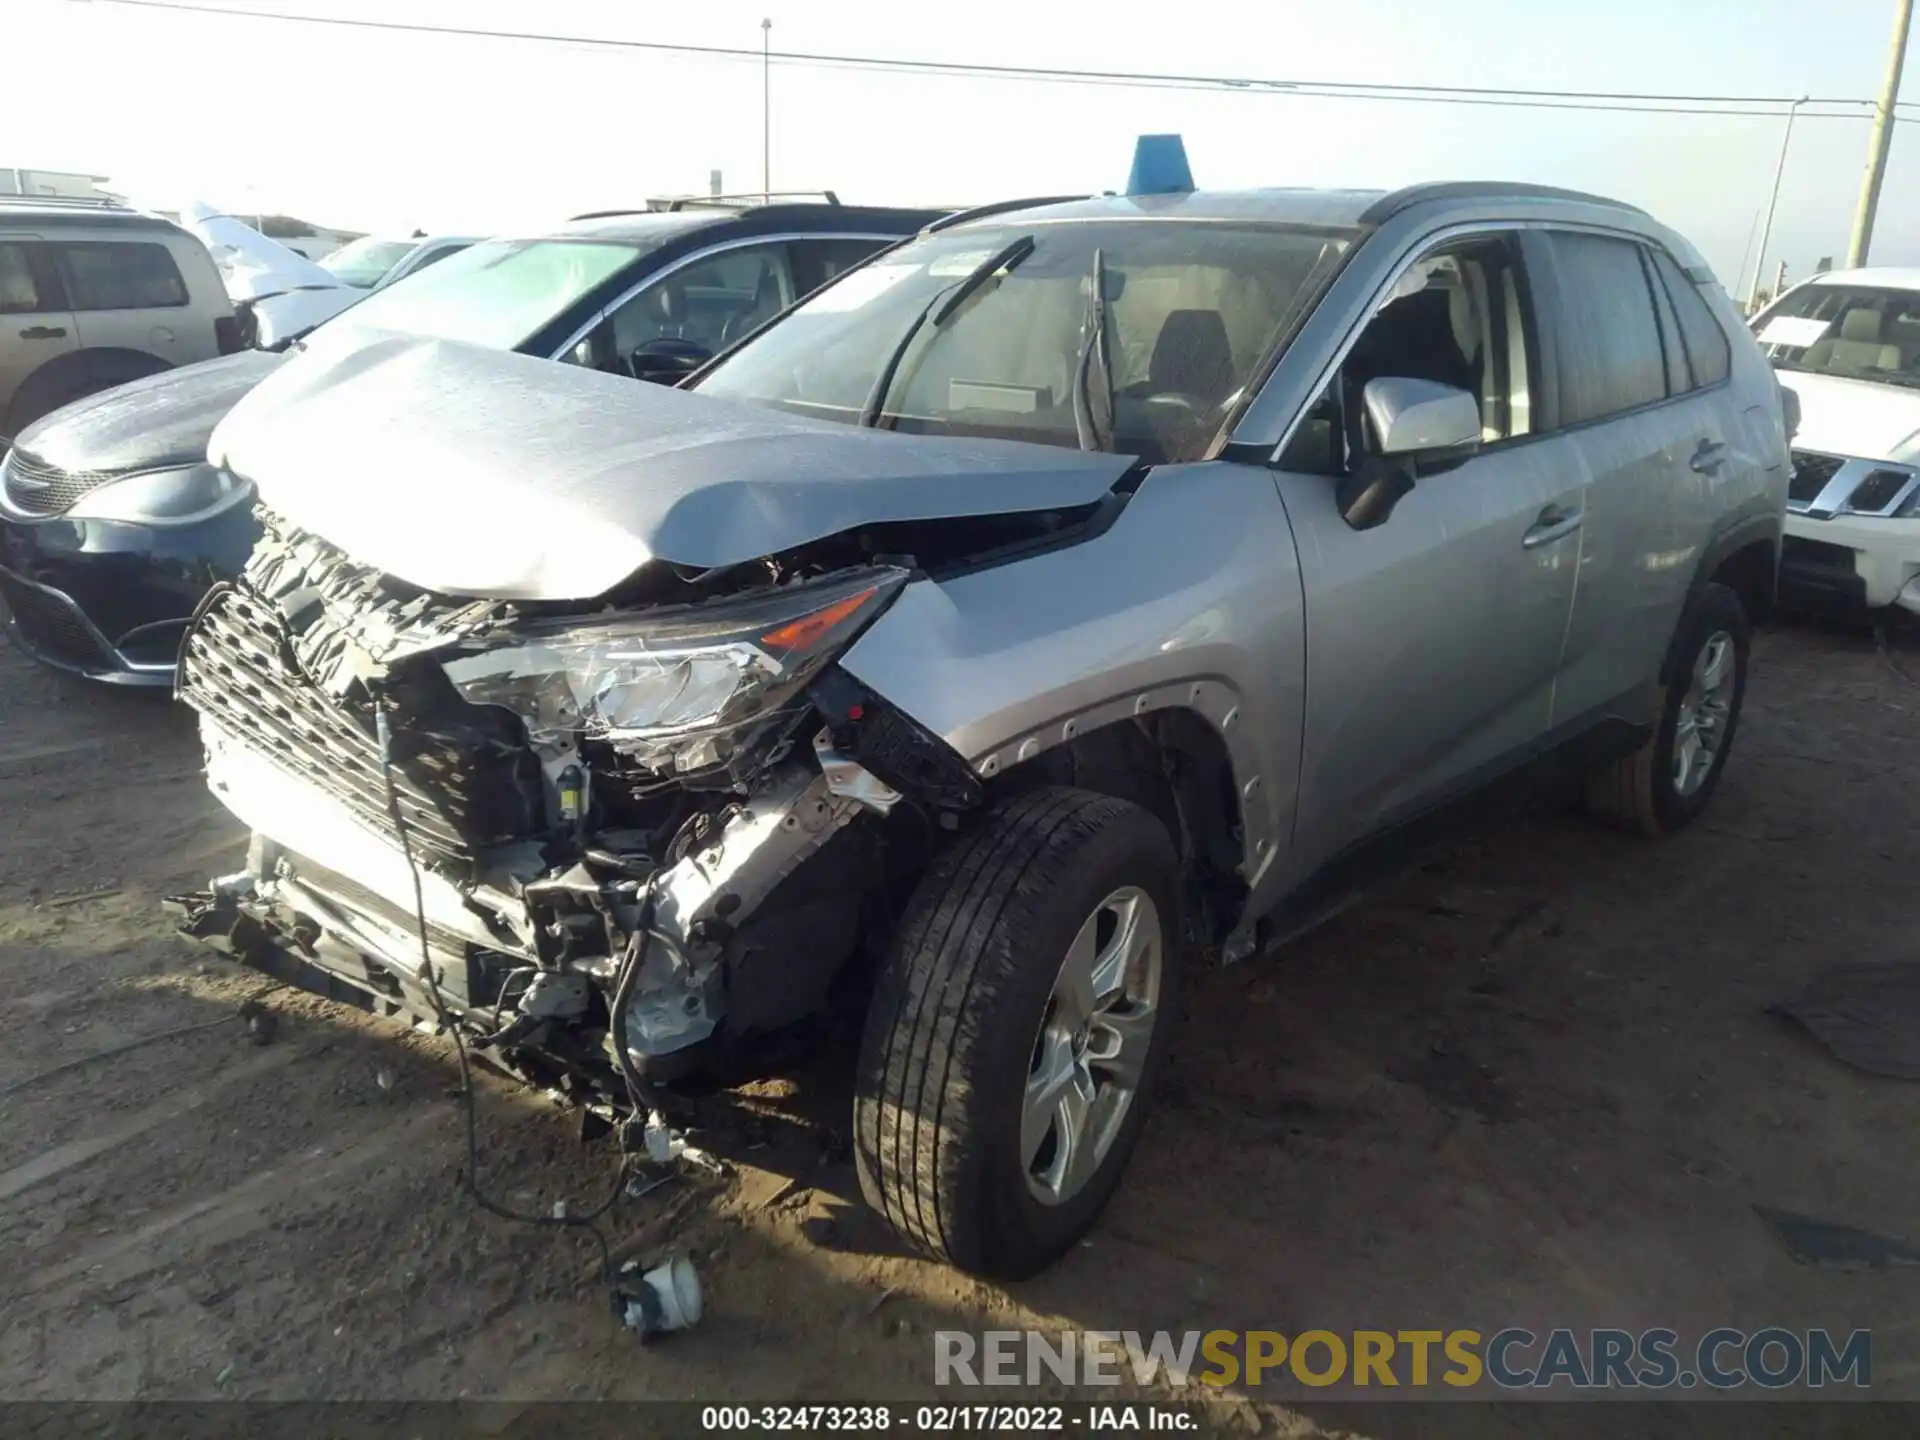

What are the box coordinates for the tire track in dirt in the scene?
[23,1105,454,1296]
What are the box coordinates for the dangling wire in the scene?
[371,686,630,1284]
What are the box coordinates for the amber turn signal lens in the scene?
[758,586,878,654]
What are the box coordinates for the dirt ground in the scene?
[2,617,1917,1435]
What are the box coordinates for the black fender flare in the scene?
[1672,509,1780,674]
[1691,509,1780,606]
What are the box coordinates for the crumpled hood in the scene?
[1776,369,1920,463]
[15,350,285,474]
[209,334,1136,600]
[180,203,350,304]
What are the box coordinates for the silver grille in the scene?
[179,586,475,872]
[1788,451,1844,504]
[1786,451,1920,519]
[2,449,115,518]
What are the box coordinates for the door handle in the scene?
[18,325,67,340]
[1522,503,1583,549]
[1690,439,1728,474]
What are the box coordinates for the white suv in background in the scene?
[0,197,237,439]
[1752,268,1920,615]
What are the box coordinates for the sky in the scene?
[7,0,1920,298]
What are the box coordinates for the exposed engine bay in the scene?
[170,510,985,1098]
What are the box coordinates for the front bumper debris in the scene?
[170,744,870,1085]
[167,509,978,1096]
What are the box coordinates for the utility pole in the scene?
[761,18,773,203]
[1847,0,1914,268]
[1749,97,1808,310]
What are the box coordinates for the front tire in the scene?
[1585,581,1750,836]
[854,787,1181,1279]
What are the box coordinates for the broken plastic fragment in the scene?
[618,1254,703,1335]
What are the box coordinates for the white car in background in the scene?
[1753,268,1920,615]
[318,234,477,291]
[181,202,361,346]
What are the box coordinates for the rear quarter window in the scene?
[56,240,190,310]
[0,242,45,314]
[1649,248,1731,388]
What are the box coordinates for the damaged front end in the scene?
[172,511,978,1096]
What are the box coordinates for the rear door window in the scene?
[789,236,897,295]
[56,241,190,310]
[606,241,796,362]
[1546,232,1669,424]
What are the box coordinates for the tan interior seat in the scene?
[1804,308,1900,372]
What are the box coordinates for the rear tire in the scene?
[1585,581,1749,836]
[854,787,1181,1279]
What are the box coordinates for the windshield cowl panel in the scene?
[693,220,1356,465]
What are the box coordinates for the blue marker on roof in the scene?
[1126,135,1195,197]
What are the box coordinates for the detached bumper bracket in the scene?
[166,889,391,1017]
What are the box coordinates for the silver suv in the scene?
[171,175,1788,1280]
[0,197,236,440]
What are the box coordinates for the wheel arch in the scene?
[1691,511,1780,636]
[6,346,173,434]
[984,706,1251,951]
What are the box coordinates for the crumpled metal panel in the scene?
[208,333,1135,599]
[240,510,513,697]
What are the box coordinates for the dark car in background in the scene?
[0,199,942,684]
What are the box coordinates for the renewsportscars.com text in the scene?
[934,1327,1871,1391]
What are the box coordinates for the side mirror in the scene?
[1779,381,1802,442]
[1336,377,1482,531]
[628,336,713,386]
[1365,376,1483,457]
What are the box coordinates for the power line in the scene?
[83,0,1902,121]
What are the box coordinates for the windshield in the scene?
[1755,284,1920,391]
[319,237,419,289]
[315,237,645,351]
[692,220,1355,463]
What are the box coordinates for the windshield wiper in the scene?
[858,234,1035,429]
[1071,247,1114,452]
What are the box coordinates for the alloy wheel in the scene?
[1673,629,1737,797]
[1022,885,1164,1207]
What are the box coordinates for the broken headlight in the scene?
[441,567,909,776]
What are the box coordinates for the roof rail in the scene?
[662,190,841,211]
[923,194,1092,233]
[0,193,132,210]
[568,191,843,221]
[1360,181,1645,225]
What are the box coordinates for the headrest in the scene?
[1148,309,1234,400]
[1840,308,1883,343]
